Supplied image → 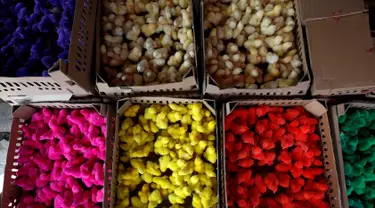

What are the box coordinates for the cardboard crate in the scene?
[221,99,341,207]
[201,0,311,98]
[95,0,200,98]
[0,0,98,104]
[300,0,375,96]
[1,103,114,208]
[328,101,375,208]
[108,97,220,208]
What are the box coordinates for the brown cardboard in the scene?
[109,97,220,208]
[328,101,375,208]
[222,99,341,208]
[306,12,375,96]
[202,0,311,98]
[1,103,113,208]
[298,0,365,24]
[95,0,200,97]
[0,0,98,104]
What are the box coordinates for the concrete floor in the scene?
[0,101,11,193]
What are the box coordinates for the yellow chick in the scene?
[178,161,194,176]
[148,190,163,208]
[168,193,184,204]
[177,149,193,160]
[130,159,146,174]
[199,174,213,187]
[188,175,200,188]
[154,136,170,156]
[194,156,205,174]
[189,130,202,146]
[141,172,153,184]
[130,142,153,158]
[131,196,145,208]
[149,121,159,133]
[181,113,192,125]
[156,107,169,129]
[168,159,179,171]
[125,105,140,117]
[138,184,150,203]
[153,176,174,189]
[192,194,203,208]
[204,109,212,118]
[115,198,130,208]
[182,143,194,156]
[206,134,215,141]
[121,118,134,130]
[205,120,216,133]
[117,185,129,200]
[174,186,192,199]
[194,140,208,155]
[118,129,126,137]
[144,105,158,121]
[159,155,172,172]
[121,168,139,181]
[138,115,150,132]
[146,161,161,176]
[203,145,217,164]
[170,172,184,186]
[190,103,204,121]
[167,111,182,123]
[169,103,188,114]
[204,163,216,178]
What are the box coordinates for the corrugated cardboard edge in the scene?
[2,103,109,208]
[95,0,199,97]
[329,101,375,208]
[311,82,375,97]
[221,99,340,208]
[202,0,311,97]
[110,97,220,208]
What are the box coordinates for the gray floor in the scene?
[0,101,12,193]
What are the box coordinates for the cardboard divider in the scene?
[0,0,98,105]
[202,0,311,98]
[109,97,220,208]
[1,103,113,208]
[299,0,375,96]
[328,101,375,208]
[95,0,200,98]
[221,99,341,208]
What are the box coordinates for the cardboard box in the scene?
[95,0,200,97]
[0,0,98,104]
[328,101,375,208]
[300,0,375,96]
[201,0,311,98]
[109,97,220,208]
[1,103,114,208]
[221,99,341,207]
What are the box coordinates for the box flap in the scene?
[298,0,365,23]
[307,13,375,92]
[303,100,327,117]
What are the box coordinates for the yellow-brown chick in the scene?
[139,115,150,132]
[131,196,146,208]
[125,105,141,117]
[121,117,134,130]
[144,105,158,121]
